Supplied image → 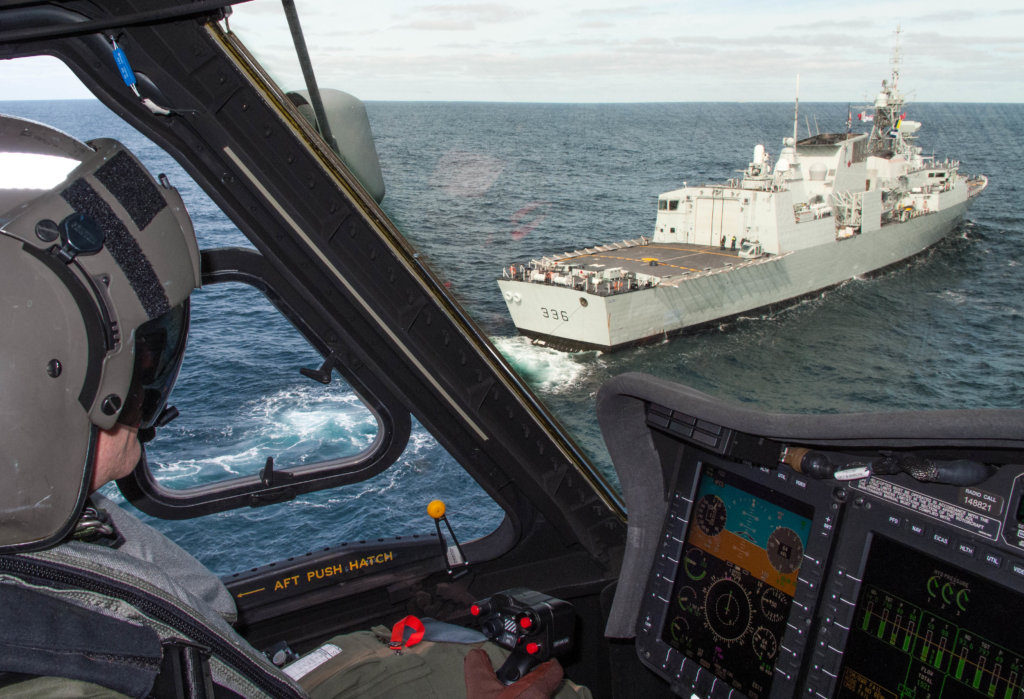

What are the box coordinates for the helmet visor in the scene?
[118,300,189,429]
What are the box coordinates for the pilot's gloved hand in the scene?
[464,648,564,698]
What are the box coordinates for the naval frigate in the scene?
[497,50,987,352]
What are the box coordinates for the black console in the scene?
[597,373,1024,699]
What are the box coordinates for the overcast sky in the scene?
[3,1,1022,102]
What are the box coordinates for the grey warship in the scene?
[498,48,987,352]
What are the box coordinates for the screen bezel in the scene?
[659,463,815,696]
[635,451,838,697]
[835,533,1024,698]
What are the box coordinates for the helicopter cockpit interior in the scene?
[1,2,1021,698]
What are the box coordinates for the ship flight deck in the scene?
[572,242,742,278]
[507,240,747,291]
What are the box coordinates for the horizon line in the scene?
[1,97,1022,106]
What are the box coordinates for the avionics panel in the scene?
[636,453,839,697]
[634,413,1024,698]
[662,466,814,695]
[837,535,1024,697]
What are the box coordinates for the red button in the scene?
[526,642,540,655]
[470,605,481,616]
[519,615,533,629]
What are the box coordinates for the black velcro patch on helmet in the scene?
[94,150,166,230]
[62,179,171,319]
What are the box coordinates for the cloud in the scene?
[1,0,1021,102]
[388,3,531,32]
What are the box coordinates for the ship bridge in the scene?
[794,132,869,167]
[651,132,872,252]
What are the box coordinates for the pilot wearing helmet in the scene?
[0,114,578,699]
[0,115,199,554]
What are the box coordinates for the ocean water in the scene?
[1,99,1022,574]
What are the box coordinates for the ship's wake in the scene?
[491,335,601,395]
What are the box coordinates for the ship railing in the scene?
[526,238,647,268]
[740,178,779,192]
[908,158,959,176]
[505,267,660,297]
[503,237,658,288]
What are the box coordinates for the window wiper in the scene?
[281,0,336,152]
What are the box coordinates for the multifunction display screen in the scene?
[838,536,1024,698]
[661,465,814,697]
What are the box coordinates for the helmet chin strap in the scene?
[138,404,179,444]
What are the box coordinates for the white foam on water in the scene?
[491,335,599,395]
[152,384,383,486]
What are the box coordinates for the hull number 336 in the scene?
[540,307,571,322]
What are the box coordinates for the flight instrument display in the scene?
[622,383,1024,698]
[661,466,814,697]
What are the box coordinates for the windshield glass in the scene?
[2,3,1020,523]
[223,2,1022,472]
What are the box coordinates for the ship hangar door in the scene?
[693,193,741,246]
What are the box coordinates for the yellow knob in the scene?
[427,500,446,520]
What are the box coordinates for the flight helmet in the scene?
[0,114,201,553]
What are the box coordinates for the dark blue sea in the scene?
[2,99,1022,574]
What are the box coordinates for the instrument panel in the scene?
[631,399,1024,699]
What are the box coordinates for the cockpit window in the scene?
[1,8,1016,567]
[145,283,377,489]
[219,3,1015,462]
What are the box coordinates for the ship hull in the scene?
[498,201,971,351]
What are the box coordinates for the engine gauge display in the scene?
[837,536,1024,698]
[661,466,813,698]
